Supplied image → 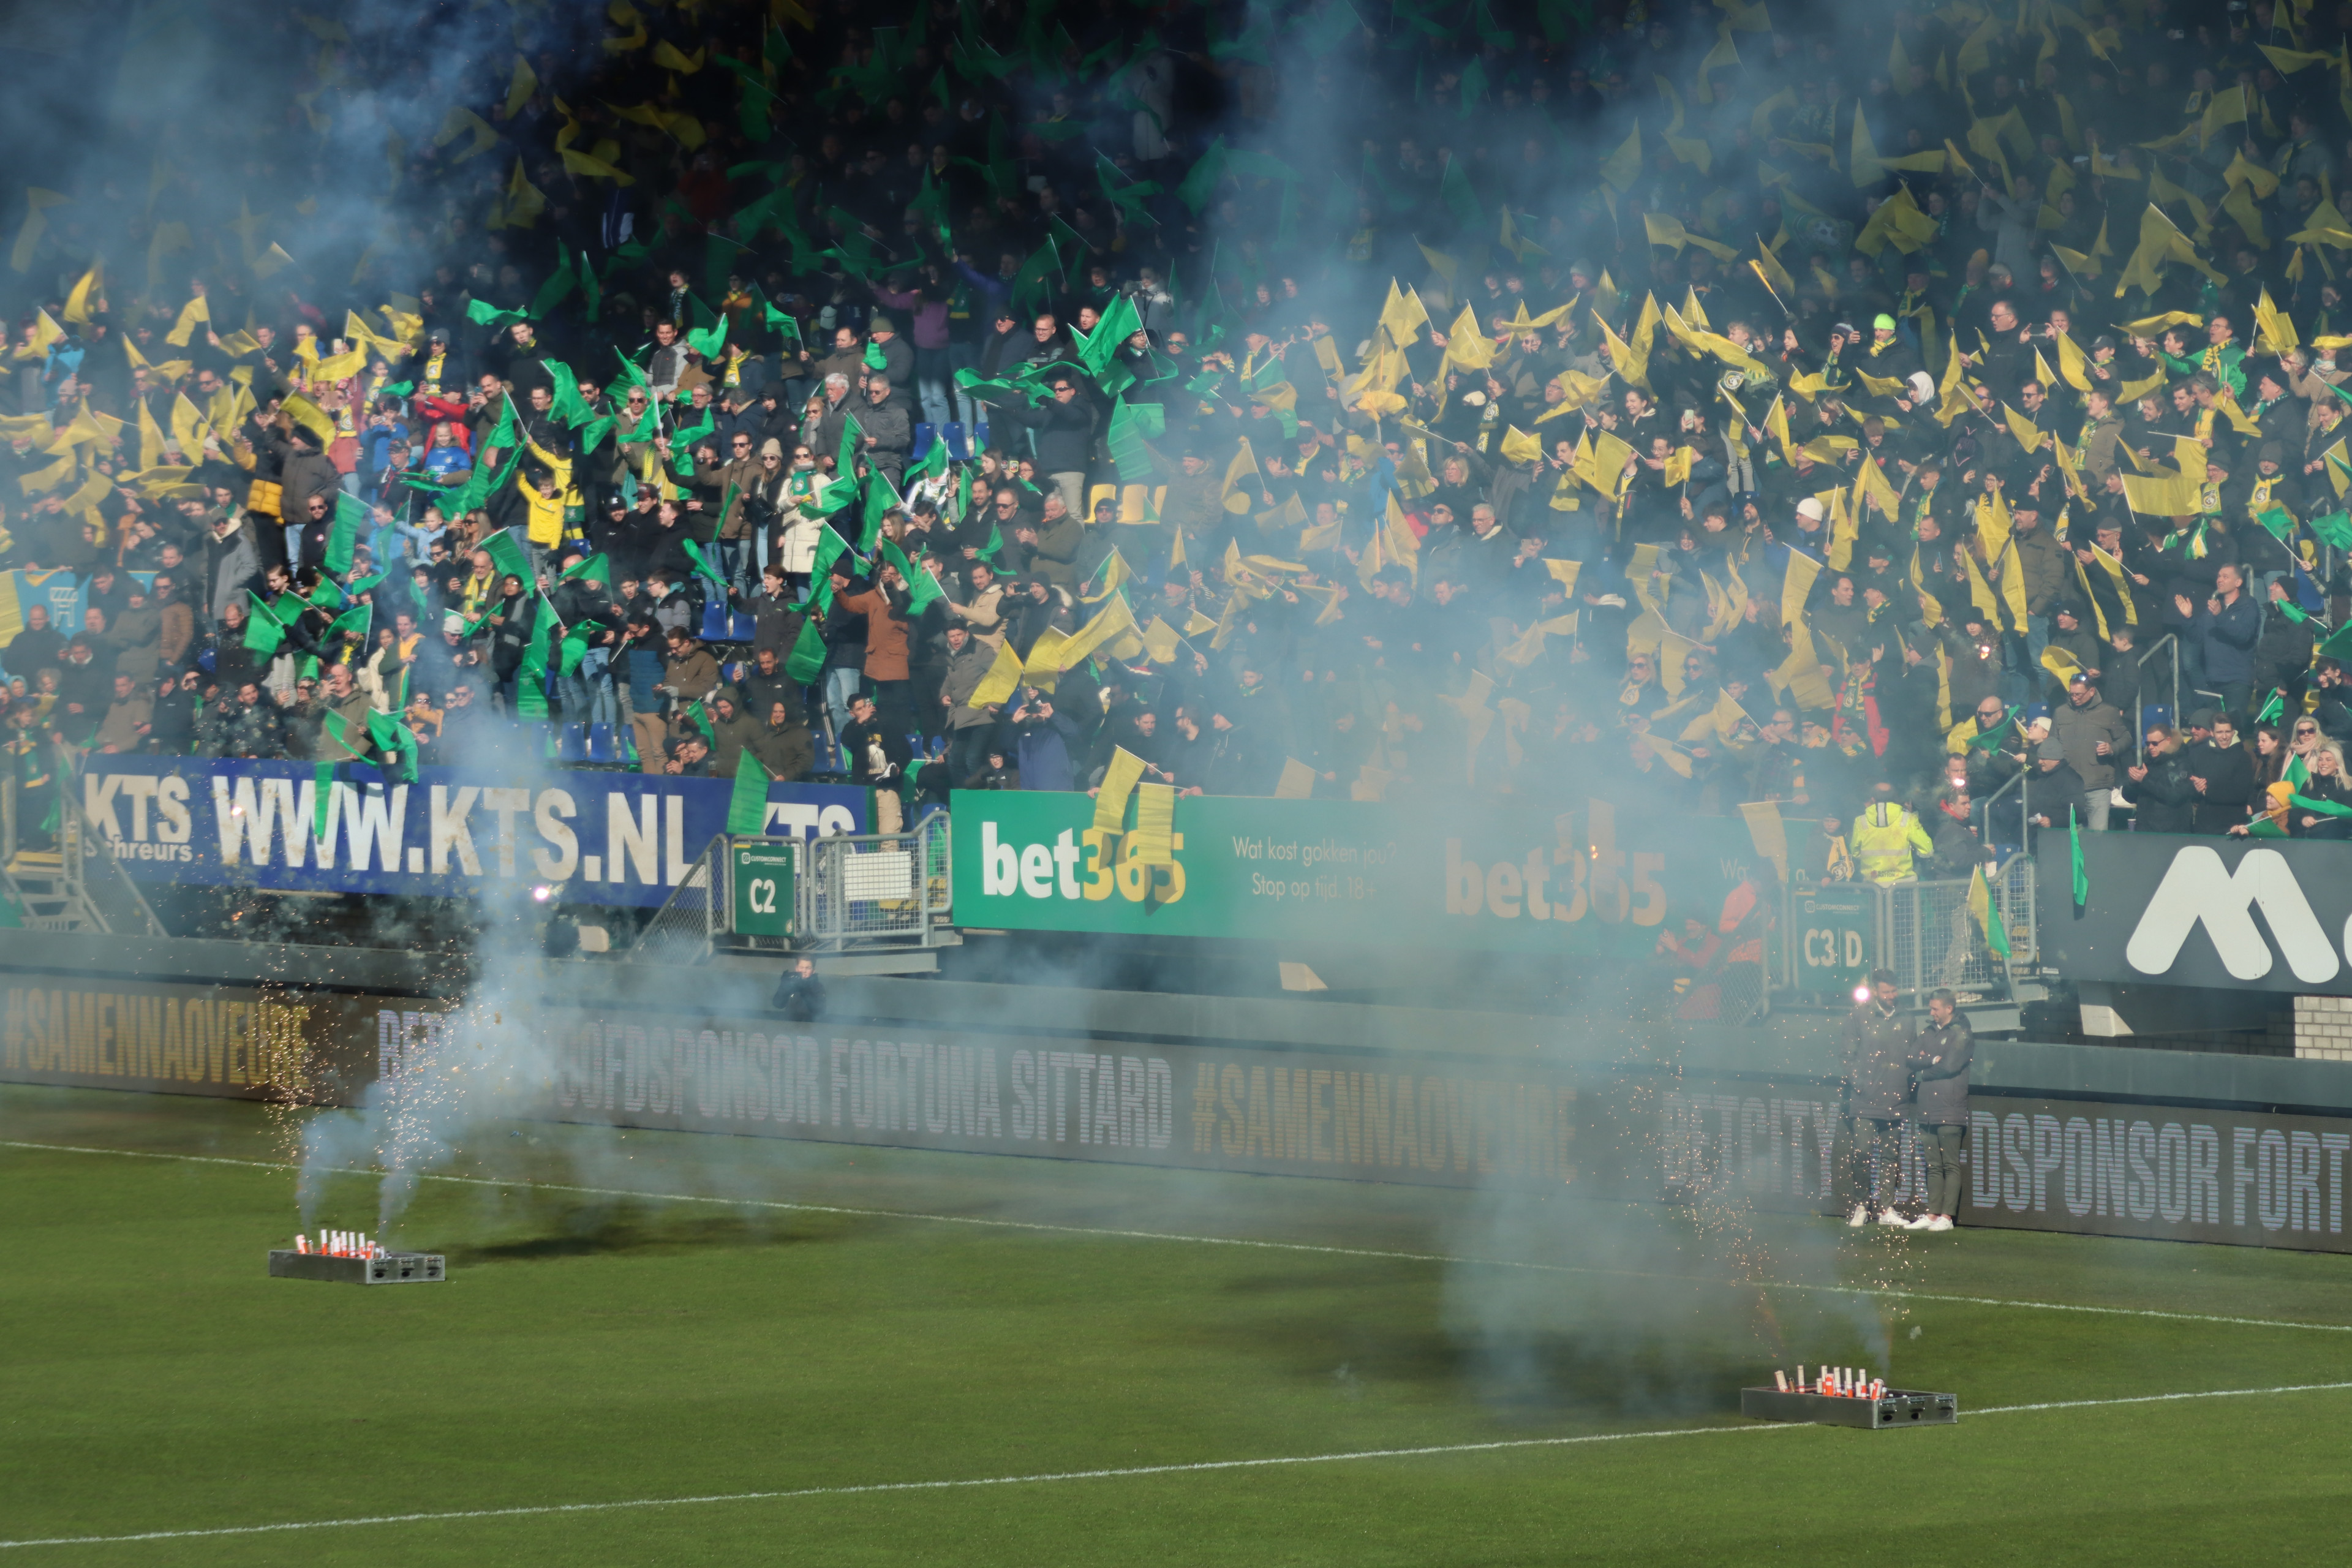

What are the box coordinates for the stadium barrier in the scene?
[7,933,2352,1254]
[1770,859,2037,1009]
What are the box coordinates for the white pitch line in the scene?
[6,1139,2351,1336]
[4,1381,2350,1551]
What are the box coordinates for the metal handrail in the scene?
[2134,632,2182,758]
[1768,856,2035,1008]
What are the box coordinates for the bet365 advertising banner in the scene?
[78,756,865,908]
[948,791,1759,953]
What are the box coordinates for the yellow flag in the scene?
[311,347,366,384]
[2002,404,2046,453]
[1499,426,1542,466]
[1020,627,1071,691]
[281,393,336,446]
[1439,303,1494,374]
[1643,211,1736,262]
[62,263,102,325]
[2120,470,2206,517]
[9,187,68,274]
[434,107,499,162]
[967,639,1023,707]
[1093,748,1147,832]
[1599,125,1642,194]
[1781,546,1822,627]
[165,295,209,348]
[1219,438,1261,514]
[1055,592,1137,669]
[2255,288,2299,354]
[504,55,539,118]
[652,39,706,73]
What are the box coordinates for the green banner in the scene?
[948,792,1757,955]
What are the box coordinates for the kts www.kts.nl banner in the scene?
[78,756,865,908]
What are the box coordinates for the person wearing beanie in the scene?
[1863,311,1921,385]
[2025,734,2092,840]
[863,312,914,391]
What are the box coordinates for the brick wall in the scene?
[2293,996,2352,1061]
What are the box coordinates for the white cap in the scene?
[1795,497,1825,522]
[1909,371,1936,402]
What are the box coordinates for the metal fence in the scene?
[799,811,952,948]
[1,771,167,936]
[1770,856,2035,1008]
[628,811,953,963]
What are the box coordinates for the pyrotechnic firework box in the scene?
[268,1250,447,1285]
[1740,1387,1956,1429]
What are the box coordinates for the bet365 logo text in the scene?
[981,821,1186,905]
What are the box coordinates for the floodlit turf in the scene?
[5,1084,2352,1565]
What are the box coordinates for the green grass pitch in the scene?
[5,1081,2352,1565]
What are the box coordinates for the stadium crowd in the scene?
[10,0,2352,871]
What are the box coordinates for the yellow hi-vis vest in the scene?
[1851,802,1930,883]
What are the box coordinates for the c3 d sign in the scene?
[2041,835,2352,997]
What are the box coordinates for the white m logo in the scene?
[2124,847,2342,984]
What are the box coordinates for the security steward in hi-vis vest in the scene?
[1850,784,1933,883]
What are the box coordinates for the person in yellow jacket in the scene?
[1850,783,1934,883]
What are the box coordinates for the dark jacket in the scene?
[2184,737,2253,834]
[1022,396,1099,475]
[1841,1001,1915,1120]
[1908,1014,1973,1126]
[2129,743,2197,834]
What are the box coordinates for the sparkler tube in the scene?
[1774,1370,1789,1392]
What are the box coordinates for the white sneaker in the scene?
[1877,1210,1908,1226]
[1926,1216,1954,1232]
[1847,1205,1869,1227]
[1904,1214,1934,1231]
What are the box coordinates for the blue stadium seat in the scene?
[584,723,620,764]
[911,423,937,459]
[557,724,589,763]
[698,601,732,641]
[729,611,758,641]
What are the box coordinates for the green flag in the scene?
[879,537,944,612]
[483,527,532,586]
[802,524,856,612]
[680,537,729,589]
[1441,156,1480,227]
[1107,398,1163,482]
[2069,806,2089,910]
[562,552,610,583]
[2308,509,2352,551]
[859,466,901,551]
[1079,293,1141,377]
[366,710,417,781]
[465,298,530,330]
[2256,689,2286,725]
[726,752,772,835]
[313,761,336,840]
[326,603,372,645]
[907,430,949,488]
[785,614,828,682]
[244,591,289,654]
[1965,709,2017,750]
[516,595,554,718]
[559,619,605,677]
[545,358,592,428]
[325,494,366,576]
[862,339,888,371]
[529,249,578,318]
[1973,865,2011,959]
